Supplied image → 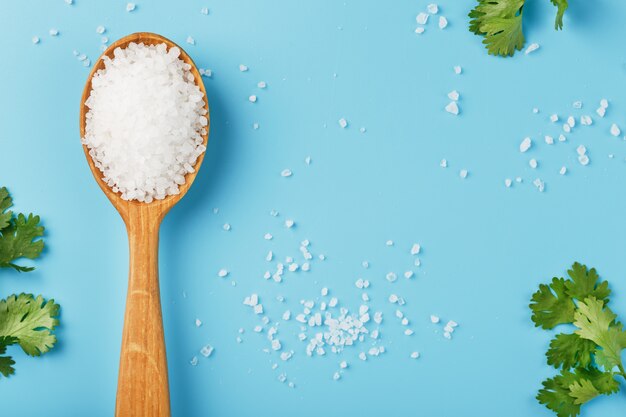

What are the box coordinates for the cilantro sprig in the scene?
[530,263,626,417]
[0,186,60,378]
[469,0,569,57]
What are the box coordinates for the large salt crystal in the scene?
[519,137,531,152]
[82,43,207,203]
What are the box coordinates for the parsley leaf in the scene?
[0,187,13,230]
[469,0,569,57]
[565,263,610,305]
[547,333,595,369]
[468,0,525,57]
[530,277,575,329]
[573,297,625,371]
[0,208,45,272]
[0,336,18,377]
[550,0,568,30]
[0,294,59,357]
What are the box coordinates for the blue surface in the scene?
[2,0,626,416]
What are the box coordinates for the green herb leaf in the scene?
[0,294,59,357]
[468,0,525,57]
[568,378,600,405]
[0,187,13,230]
[0,212,45,272]
[537,370,581,417]
[0,336,17,378]
[530,277,575,329]
[574,297,626,371]
[550,0,568,30]
[565,262,610,305]
[547,333,596,369]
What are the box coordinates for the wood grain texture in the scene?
[79,32,210,417]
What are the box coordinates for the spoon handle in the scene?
[116,211,170,417]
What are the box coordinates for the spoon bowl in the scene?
[79,32,209,417]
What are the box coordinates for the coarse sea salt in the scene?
[416,12,429,25]
[524,43,539,55]
[519,137,531,153]
[427,3,438,14]
[438,16,448,29]
[82,43,207,203]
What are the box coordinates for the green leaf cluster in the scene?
[530,263,626,417]
[0,186,60,378]
[469,0,568,57]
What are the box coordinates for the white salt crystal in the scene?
[532,108,539,114]
[321,287,328,296]
[338,118,348,128]
[195,319,202,327]
[126,3,136,12]
[82,43,207,202]
[359,127,367,133]
[355,279,364,289]
[389,294,399,303]
[416,12,429,24]
[596,107,606,118]
[248,95,257,103]
[440,158,448,168]
[573,101,582,109]
[333,372,341,381]
[223,223,231,231]
[386,272,397,283]
[519,137,531,152]
[438,16,448,29]
[254,304,263,315]
[414,259,421,267]
[558,134,567,142]
[404,329,414,336]
[285,219,294,228]
[504,178,512,188]
[190,356,198,366]
[96,26,106,34]
[447,90,459,101]
[533,178,545,192]
[414,27,425,35]
[559,166,567,175]
[563,124,571,133]
[610,123,621,137]
[427,3,438,14]
[217,268,228,277]
[524,43,539,55]
[544,135,554,145]
[49,29,59,36]
[386,240,394,246]
[577,145,587,156]
[32,36,40,44]
[453,66,462,74]
[362,261,370,268]
[430,315,440,323]
[280,169,292,177]
[443,332,452,339]
[411,243,421,255]
[567,116,576,128]
[239,64,248,72]
[410,351,420,359]
[600,98,609,108]
[200,344,214,357]
[329,297,338,307]
[401,318,409,325]
[580,115,592,126]
[65,0,73,4]
[459,169,468,179]
[340,360,348,369]
[101,36,109,44]
[404,271,414,279]
[445,101,459,115]
[578,155,590,166]
[359,352,367,361]
[529,159,538,169]
[550,114,559,123]
[280,351,292,361]
[305,156,311,165]
[200,7,209,15]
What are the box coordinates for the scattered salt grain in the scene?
[386,272,398,283]
[445,101,459,115]
[65,0,73,4]
[200,344,214,357]
[410,243,421,255]
[416,12,429,25]
[386,240,394,246]
[195,319,202,327]
[414,27,425,35]
[559,166,567,175]
[447,90,459,101]
[285,219,295,228]
[438,16,448,29]
[558,134,567,142]
[404,271,414,279]
[563,124,571,133]
[248,95,257,103]
[430,315,440,324]
[596,107,606,118]
[577,145,587,156]
[532,108,539,114]
[567,116,576,128]
[427,3,438,14]
[410,351,420,359]
[572,101,582,109]
[533,178,545,192]
[239,64,248,72]
[333,372,341,381]
[519,137,531,153]
[453,66,462,75]
[610,123,621,137]
[544,135,554,145]
[404,329,414,336]
[280,169,292,177]
[340,360,348,369]
[338,118,348,128]
[440,159,448,168]
[217,269,228,278]
[82,42,207,202]
[126,3,136,12]
[32,36,40,44]
[550,114,559,123]
[49,29,59,36]
[96,26,106,34]
[504,178,512,188]
[190,356,198,366]
[359,352,367,361]
[362,261,370,268]
[200,7,209,15]
[578,154,590,166]
[529,159,538,169]
[580,115,592,126]
[459,169,468,179]
[524,43,539,55]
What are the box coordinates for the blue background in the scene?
[2,0,626,416]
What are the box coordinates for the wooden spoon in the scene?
[79,32,209,417]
